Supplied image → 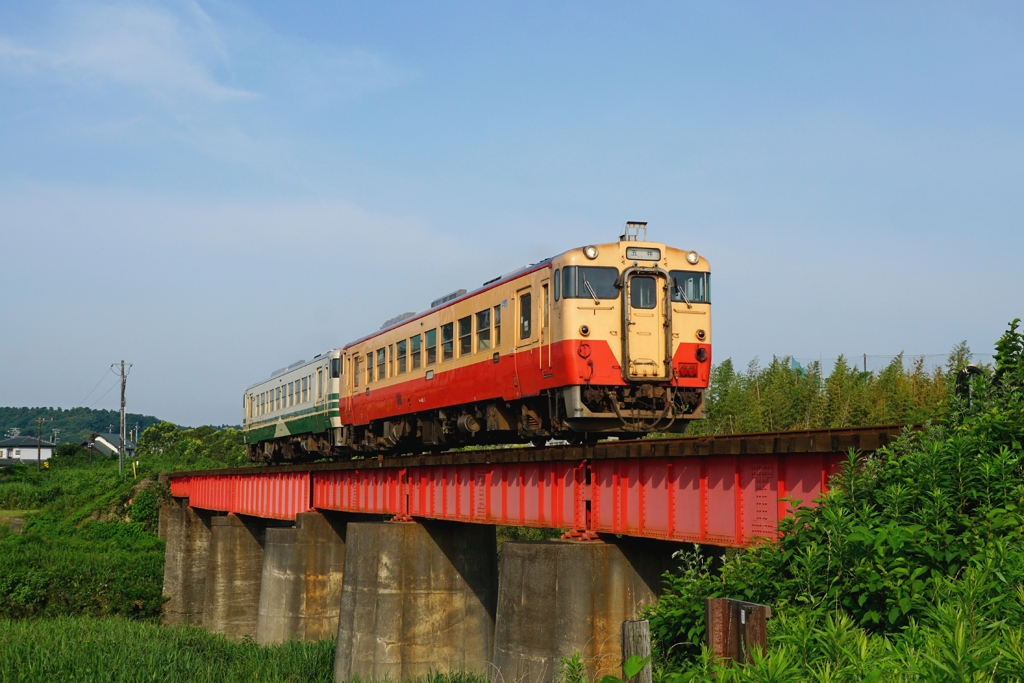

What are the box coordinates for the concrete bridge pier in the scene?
[160,498,217,626]
[255,510,348,644]
[333,520,499,682]
[492,536,678,683]
[202,513,290,640]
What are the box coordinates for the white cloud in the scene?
[0,3,254,102]
[0,1,410,105]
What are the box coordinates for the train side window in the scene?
[494,305,501,348]
[554,269,560,301]
[410,334,422,370]
[388,344,394,377]
[476,309,490,351]
[426,329,437,365]
[458,316,472,356]
[442,323,454,361]
[562,267,577,299]
[397,339,407,374]
[519,293,532,340]
[288,382,294,407]
[318,369,324,397]
[376,348,386,381]
[275,387,281,410]
[355,357,362,387]
[302,376,309,402]
[261,393,265,415]
[330,358,341,378]
[366,354,373,384]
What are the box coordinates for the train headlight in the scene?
[686,251,700,265]
[583,245,599,260]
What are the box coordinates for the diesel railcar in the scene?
[243,224,711,461]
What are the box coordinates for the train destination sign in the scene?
[625,247,661,261]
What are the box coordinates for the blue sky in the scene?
[1,1,1021,426]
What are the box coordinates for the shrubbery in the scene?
[0,424,249,620]
[645,319,1024,681]
[687,346,971,436]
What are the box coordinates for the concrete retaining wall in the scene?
[256,510,348,644]
[334,521,498,682]
[160,499,215,626]
[202,513,289,639]
[492,537,676,683]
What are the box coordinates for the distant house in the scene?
[0,436,55,463]
[84,433,136,458]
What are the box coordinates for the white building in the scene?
[0,436,54,462]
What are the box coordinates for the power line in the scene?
[76,369,112,406]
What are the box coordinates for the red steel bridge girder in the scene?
[170,452,847,547]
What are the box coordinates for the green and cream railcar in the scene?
[242,349,343,461]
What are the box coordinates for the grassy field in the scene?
[0,617,493,683]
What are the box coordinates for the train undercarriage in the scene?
[247,384,704,463]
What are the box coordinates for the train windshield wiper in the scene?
[582,275,600,304]
[675,284,692,309]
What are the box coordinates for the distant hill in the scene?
[0,407,165,446]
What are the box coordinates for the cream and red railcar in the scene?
[243,225,710,460]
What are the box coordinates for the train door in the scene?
[514,285,540,396]
[624,272,670,380]
[540,278,552,375]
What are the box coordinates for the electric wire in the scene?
[76,369,112,407]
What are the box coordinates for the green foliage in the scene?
[0,406,162,445]
[687,348,966,436]
[560,652,589,683]
[645,319,1024,681]
[136,421,249,471]
[0,422,251,621]
[0,616,336,682]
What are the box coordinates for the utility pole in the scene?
[36,416,52,472]
[111,360,132,476]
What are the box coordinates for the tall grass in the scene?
[0,616,335,683]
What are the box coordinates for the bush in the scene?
[646,319,1024,680]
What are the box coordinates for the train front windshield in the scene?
[670,271,710,304]
[562,266,619,300]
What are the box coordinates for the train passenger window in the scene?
[288,382,294,407]
[302,377,308,402]
[476,309,490,351]
[494,305,501,347]
[562,266,619,300]
[458,316,472,356]
[520,293,532,340]
[376,348,386,381]
[366,354,373,384]
[318,369,324,397]
[442,323,454,361]
[426,329,437,365]
[354,357,362,387]
[630,276,658,309]
[397,339,407,374]
[554,270,560,301]
[275,387,281,411]
[388,344,394,377]
[410,335,422,370]
[669,271,710,304]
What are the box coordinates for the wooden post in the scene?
[621,619,652,683]
[705,598,772,665]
